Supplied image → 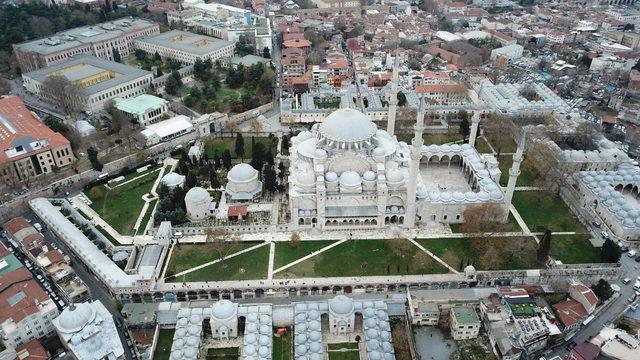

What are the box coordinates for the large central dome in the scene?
[319,108,377,143]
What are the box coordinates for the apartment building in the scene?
[450,307,481,340]
[0,268,59,348]
[22,55,153,113]
[13,18,160,72]
[0,96,75,189]
[134,30,235,65]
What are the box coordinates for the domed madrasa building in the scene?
[185,186,212,221]
[288,106,522,230]
[225,163,262,201]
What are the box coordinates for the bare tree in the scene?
[522,141,563,192]
[40,75,86,118]
[289,231,301,248]
[0,78,10,96]
[483,113,515,157]
[250,120,263,135]
[205,227,240,268]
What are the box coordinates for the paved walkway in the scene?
[515,186,543,191]
[267,242,275,279]
[172,241,269,278]
[407,237,459,274]
[133,159,176,236]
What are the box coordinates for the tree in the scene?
[222,149,232,170]
[87,147,103,171]
[135,49,147,61]
[460,204,508,235]
[289,232,301,248]
[40,75,86,117]
[537,229,551,263]
[600,239,622,263]
[156,67,163,77]
[112,48,121,63]
[185,172,197,189]
[205,228,240,268]
[459,117,470,138]
[210,171,220,189]
[250,120,263,135]
[397,92,407,106]
[523,140,562,192]
[262,47,271,59]
[235,34,255,56]
[591,279,613,301]
[235,133,245,159]
[250,142,265,172]
[483,113,515,157]
[0,78,10,96]
[277,161,287,183]
[44,115,64,132]
[263,164,277,193]
[164,70,182,95]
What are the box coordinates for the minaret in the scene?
[504,138,524,213]
[387,55,399,136]
[404,97,425,228]
[468,112,481,147]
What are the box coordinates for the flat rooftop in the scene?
[114,94,167,115]
[23,55,151,96]
[452,306,480,325]
[135,30,233,55]
[14,18,157,55]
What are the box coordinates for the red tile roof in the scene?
[570,342,600,360]
[0,268,49,324]
[0,96,71,164]
[415,84,466,94]
[571,283,598,306]
[283,39,312,48]
[16,339,48,360]
[553,299,588,327]
[3,217,31,236]
[228,205,248,217]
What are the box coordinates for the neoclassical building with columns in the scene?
[288,103,522,230]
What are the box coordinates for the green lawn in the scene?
[550,234,602,264]
[166,242,261,275]
[475,137,493,153]
[419,236,541,271]
[277,240,449,278]
[513,191,587,233]
[274,241,336,269]
[497,155,540,186]
[328,352,360,360]
[486,135,517,154]
[204,136,277,159]
[153,329,175,360]
[328,343,359,350]
[398,133,464,145]
[85,173,157,235]
[273,331,292,360]
[118,164,161,183]
[137,199,157,234]
[170,244,270,282]
[95,225,119,245]
[206,347,239,360]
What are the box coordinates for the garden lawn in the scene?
[96,225,119,245]
[166,242,261,275]
[277,240,448,278]
[153,329,175,360]
[475,137,493,153]
[85,173,157,235]
[274,241,336,269]
[513,191,587,233]
[273,332,292,360]
[172,244,270,282]
[328,352,360,360]
[424,133,464,145]
[487,136,517,154]
[418,236,542,271]
[205,347,239,360]
[204,136,277,159]
[550,234,601,264]
[137,199,157,235]
[497,155,540,186]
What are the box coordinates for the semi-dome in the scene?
[373,147,385,156]
[363,170,377,181]
[319,108,377,143]
[185,187,209,203]
[161,172,185,188]
[386,169,404,184]
[325,172,338,182]
[329,295,355,315]
[228,163,258,183]
[57,303,96,333]
[211,300,237,320]
[339,171,362,187]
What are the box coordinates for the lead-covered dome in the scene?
[319,108,376,143]
[185,187,210,203]
[211,300,237,320]
[228,163,258,183]
[339,171,362,187]
[161,172,185,188]
[57,303,96,333]
[329,295,355,316]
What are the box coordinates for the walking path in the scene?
[267,242,275,279]
[272,239,349,275]
[133,159,176,236]
[172,241,269,278]
[407,238,459,274]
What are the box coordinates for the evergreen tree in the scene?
[222,149,232,170]
[235,133,245,159]
[153,51,161,62]
[263,164,277,193]
[600,239,622,263]
[277,162,287,183]
[213,154,221,169]
[537,229,551,263]
[250,142,265,173]
[281,134,290,151]
[263,47,271,59]
[165,73,179,95]
[397,92,407,106]
[591,279,613,301]
[185,172,197,189]
[156,67,163,77]
[459,117,470,138]
[112,48,121,63]
[210,171,220,189]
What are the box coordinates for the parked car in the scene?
[624,278,632,284]
[629,250,637,257]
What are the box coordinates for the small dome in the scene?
[57,303,96,333]
[161,172,185,188]
[228,163,258,183]
[325,172,338,182]
[314,148,327,158]
[185,187,210,203]
[296,131,313,142]
[373,147,385,156]
[386,169,404,184]
[211,300,236,320]
[339,171,362,187]
[329,295,355,316]
[319,108,377,142]
[363,171,377,181]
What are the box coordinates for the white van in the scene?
[629,250,637,257]
[97,173,109,181]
